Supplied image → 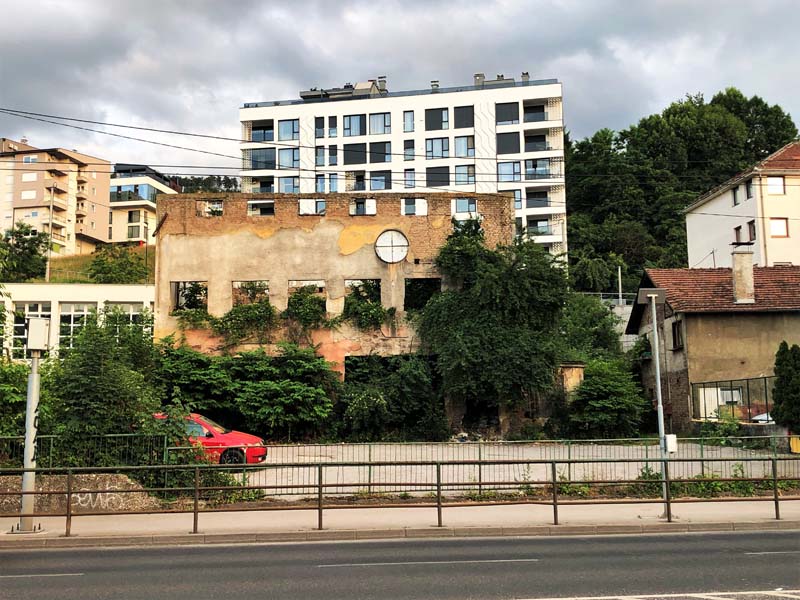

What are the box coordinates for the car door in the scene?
[185,419,221,461]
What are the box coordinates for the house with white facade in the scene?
[685,141,800,268]
[109,164,179,245]
[239,73,567,255]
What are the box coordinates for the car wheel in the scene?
[219,449,245,465]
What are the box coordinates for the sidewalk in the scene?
[1,499,799,548]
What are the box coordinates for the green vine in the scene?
[342,281,392,330]
[212,300,278,346]
[173,308,212,330]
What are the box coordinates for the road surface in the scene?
[1,531,799,600]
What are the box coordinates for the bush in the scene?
[342,281,390,330]
[87,245,148,284]
[773,341,800,432]
[212,300,278,346]
[343,386,390,441]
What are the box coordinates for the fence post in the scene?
[49,437,54,469]
[567,441,572,482]
[192,466,200,534]
[317,463,324,530]
[664,460,672,523]
[65,469,73,537]
[436,462,443,527]
[699,438,705,477]
[477,444,483,495]
[772,458,781,521]
[551,461,559,526]
[367,444,372,495]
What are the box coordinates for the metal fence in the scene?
[1,456,798,537]
[691,376,775,421]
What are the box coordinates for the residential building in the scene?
[238,73,567,256]
[109,164,179,245]
[626,249,800,432]
[685,141,800,268]
[0,138,111,255]
[1,283,155,359]
[154,192,513,369]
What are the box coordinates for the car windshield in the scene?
[198,416,231,434]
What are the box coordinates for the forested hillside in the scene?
[566,88,797,292]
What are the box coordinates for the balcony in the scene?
[76,189,88,200]
[50,232,67,244]
[76,172,88,184]
[44,180,67,194]
[524,141,552,153]
[43,215,67,228]
[76,202,87,216]
[47,166,67,176]
[523,110,550,123]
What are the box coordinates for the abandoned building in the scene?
[154,192,514,375]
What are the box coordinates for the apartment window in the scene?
[329,173,338,192]
[770,217,789,238]
[498,161,521,182]
[247,200,275,216]
[748,220,757,241]
[21,190,37,200]
[671,321,684,350]
[343,143,368,165]
[58,303,96,351]
[455,165,475,185]
[299,198,326,215]
[21,172,37,182]
[404,169,415,189]
[524,104,546,122]
[232,281,269,306]
[525,158,550,179]
[108,226,112,239]
[251,121,274,142]
[425,108,448,131]
[278,119,299,141]
[328,116,338,138]
[455,197,477,214]
[279,148,300,169]
[196,200,223,217]
[279,176,299,194]
[515,217,524,238]
[454,135,475,158]
[329,145,338,166]
[315,117,325,138]
[22,155,38,163]
[250,148,275,170]
[496,102,519,125]
[453,105,474,129]
[511,189,522,210]
[369,112,391,134]
[528,219,550,235]
[257,177,274,193]
[108,211,113,225]
[403,110,414,132]
[369,141,391,163]
[316,146,325,166]
[426,166,449,187]
[746,179,754,199]
[734,226,742,243]
[349,198,377,216]
[404,278,440,311]
[524,133,548,152]
[767,176,785,195]
[526,190,548,208]
[497,132,520,155]
[404,139,414,161]
[346,171,366,191]
[12,302,51,359]
[127,225,140,239]
[370,170,392,190]
[316,174,325,193]
[171,281,208,312]
[127,210,140,223]
[105,302,145,326]
[426,137,449,159]
[732,186,739,206]
[403,198,427,216]
[344,114,366,136]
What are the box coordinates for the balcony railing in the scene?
[523,111,549,123]
[346,181,367,192]
[524,142,552,152]
[45,180,67,194]
[527,225,560,237]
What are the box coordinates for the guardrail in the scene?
[1,457,798,537]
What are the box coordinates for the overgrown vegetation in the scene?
[342,280,393,330]
[0,222,49,282]
[87,245,148,284]
[773,341,800,433]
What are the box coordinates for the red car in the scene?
[156,413,267,464]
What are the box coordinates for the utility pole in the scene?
[44,181,55,282]
[617,265,623,305]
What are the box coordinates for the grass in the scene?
[30,245,156,284]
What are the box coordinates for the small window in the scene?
[732,186,739,206]
[343,143,368,165]
[251,121,274,142]
[498,162,521,182]
[671,321,684,350]
[299,198,326,215]
[196,199,223,217]
[171,281,208,312]
[344,114,366,136]
[746,179,754,199]
[278,119,299,141]
[511,189,522,210]
[734,226,742,243]
[278,176,299,194]
[232,280,269,306]
[370,170,391,190]
[404,169,415,189]
[455,197,477,214]
[402,198,427,216]
[767,176,785,195]
[316,146,325,166]
[329,173,338,193]
[455,165,475,185]
[403,110,414,133]
[108,226,113,239]
[369,141,391,163]
[127,225,140,238]
[279,148,299,169]
[349,198,377,216]
[454,105,474,129]
[454,136,475,158]
[315,116,325,138]
[369,112,391,135]
[404,139,414,161]
[23,155,39,163]
[404,278,441,311]
[128,210,140,223]
[524,133,548,152]
[316,174,325,193]
[250,148,276,170]
[425,108,448,131]
[770,217,789,238]
[426,137,449,159]
[426,166,449,187]
[328,116,338,138]
[248,200,275,216]
[497,132,520,155]
[345,170,366,191]
[257,177,274,193]
[329,145,338,166]
[748,220,757,241]
[496,102,519,125]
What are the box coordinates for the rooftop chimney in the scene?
[377,75,387,92]
[20,136,28,144]
[521,71,530,82]
[732,248,755,304]
[430,80,439,91]
[473,73,485,87]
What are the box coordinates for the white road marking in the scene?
[516,591,800,600]
[318,558,540,568]
[0,573,84,579]
[745,551,800,555]
[761,594,800,599]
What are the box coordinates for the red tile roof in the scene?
[647,266,800,313]
[758,140,800,171]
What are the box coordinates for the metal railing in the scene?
[1,456,798,536]
[692,376,775,421]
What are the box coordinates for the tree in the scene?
[0,359,28,435]
[87,245,148,284]
[772,341,800,433]
[560,293,622,361]
[0,222,49,282]
[568,359,648,438]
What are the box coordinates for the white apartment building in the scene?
[239,73,567,255]
[109,164,178,245]
[685,141,800,268]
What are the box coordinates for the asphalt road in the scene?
[1,531,799,600]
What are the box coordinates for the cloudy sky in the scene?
[0,0,797,176]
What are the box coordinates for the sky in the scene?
[0,0,798,177]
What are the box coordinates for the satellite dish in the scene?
[375,230,409,264]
